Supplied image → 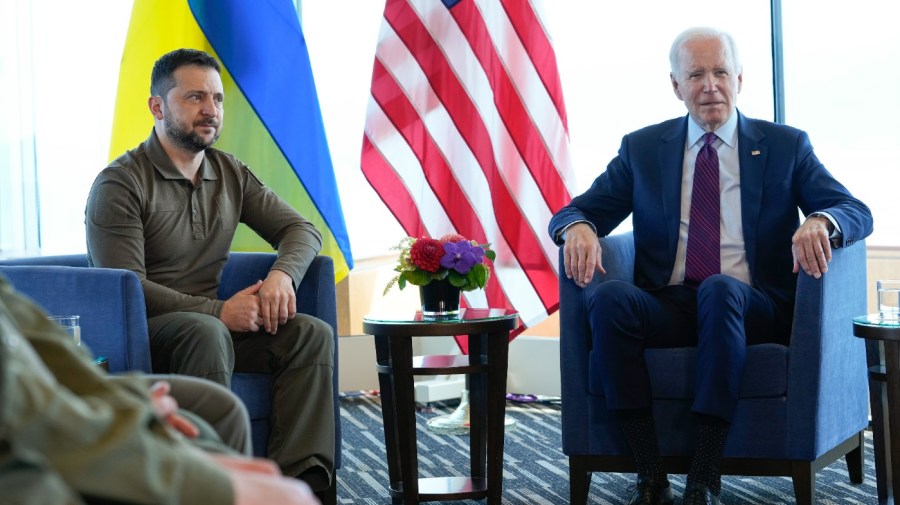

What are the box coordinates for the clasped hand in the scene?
[219,270,296,334]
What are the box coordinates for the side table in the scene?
[853,314,900,505]
[362,308,519,505]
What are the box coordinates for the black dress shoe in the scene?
[681,482,720,505]
[626,476,675,505]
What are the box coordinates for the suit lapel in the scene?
[659,117,687,259]
[737,112,767,271]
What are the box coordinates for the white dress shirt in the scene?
[669,113,752,286]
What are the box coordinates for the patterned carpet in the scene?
[337,392,879,504]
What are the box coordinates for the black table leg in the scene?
[884,341,900,502]
[468,333,487,482]
[375,334,403,504]
[486,329,509,505]
[867,339,893,505]
[390,334,419,504]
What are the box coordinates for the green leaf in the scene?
[471,264,487,287]
[404,269,433,286]
[484,249,496,261]
[448,270,467,287]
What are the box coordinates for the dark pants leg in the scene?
[693,275,789,421]
[148,312,234,387]
[232,314,335,481]
[148,312,335,481]
[587,275,789,419]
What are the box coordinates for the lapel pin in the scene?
[751,150,761,156]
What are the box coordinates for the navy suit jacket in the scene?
[549,112,873,310]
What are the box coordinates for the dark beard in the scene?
[164,115,220,153]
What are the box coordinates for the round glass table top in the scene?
[853,314,900,329]
[363,307,517,325]
[853,314,900,342]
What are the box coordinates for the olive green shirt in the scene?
[85,129,323,318]
[0,276,233,504]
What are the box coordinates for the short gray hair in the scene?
[669,27,742,76]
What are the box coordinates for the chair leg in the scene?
[845,430,865,484]
[569,456,591,505]
[790,461,814,505]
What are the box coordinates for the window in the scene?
[0,1,39,256]
[782,1,900,245]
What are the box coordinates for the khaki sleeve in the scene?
[238,166,323,287]
[85,168,222,317]
[0,279,234,505]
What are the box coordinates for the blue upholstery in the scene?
[0,253,341,471]
[559,232,868,504]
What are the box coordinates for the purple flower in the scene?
[440,240,484,274]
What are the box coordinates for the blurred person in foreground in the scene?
[549,27,872,505]
[0,274,318,504]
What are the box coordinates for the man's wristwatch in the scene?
[808,212,841,248]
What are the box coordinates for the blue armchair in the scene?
[0,253,341,475]
[558,232,867,505]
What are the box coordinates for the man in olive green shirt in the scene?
[84,48,335,496]
[0,275,318,505]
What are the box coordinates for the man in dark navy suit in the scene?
[549,27,872,505]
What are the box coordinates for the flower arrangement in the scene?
[384,234,496,294]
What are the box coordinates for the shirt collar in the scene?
[686,109,739,149]
[144,128,217,181]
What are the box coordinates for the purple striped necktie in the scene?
[684,132,720,287]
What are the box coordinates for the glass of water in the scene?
[48,315,81,346]
[877,281,900,321]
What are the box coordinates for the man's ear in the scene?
[670,73,683,100]
[148,96,164,120]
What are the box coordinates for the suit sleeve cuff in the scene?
[558,220,597,242]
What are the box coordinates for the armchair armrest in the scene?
[0,265,151,374]
[558,232,635,451]
[219,253,341,466]
[786,241,869,457]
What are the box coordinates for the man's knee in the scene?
[697,275,749,310]
[588,280,641,321]
[150,312,235,372]
[284,315,334,365]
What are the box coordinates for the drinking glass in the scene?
[877,280,900,321]
[48,315,81,346]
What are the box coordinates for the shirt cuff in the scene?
[558,220,597,242]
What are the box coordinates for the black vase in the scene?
[419,278,461,320]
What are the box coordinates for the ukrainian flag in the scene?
[109,0,353,281]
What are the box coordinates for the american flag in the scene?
[361,0,575,350]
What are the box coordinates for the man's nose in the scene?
[703,74,718,92]
[200,97,217,116]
